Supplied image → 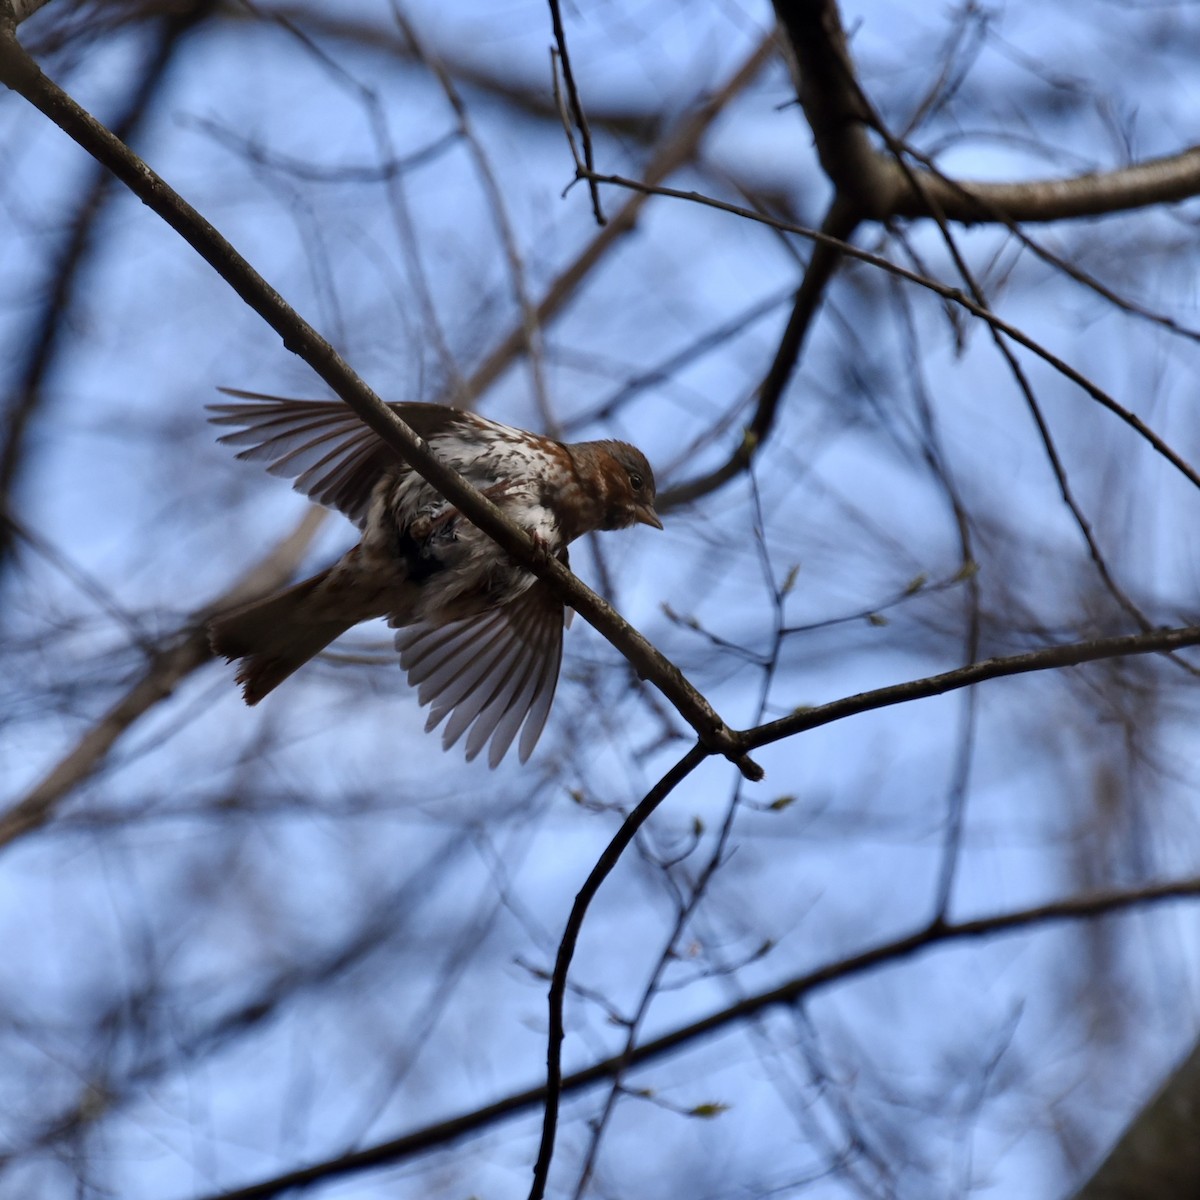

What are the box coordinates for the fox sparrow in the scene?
[207,389,662,766]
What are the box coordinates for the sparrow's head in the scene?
[591,441,662,532]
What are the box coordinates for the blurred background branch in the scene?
[3,2,1200,1199]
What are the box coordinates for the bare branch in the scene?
[740,624,1200,754]
[773,1,1200,225]
[394,9,556,431]
[192,873,1200,1200]
[528,745,708,1200]
[658,198,859,510]
[902,145,1200,225]
[0,21,762,777]
[771,0,898,215]
[546,0,604,225]
[256,2,666,142]
[0,0,217,581]
[463,32,776,402]
[579,172,1200,502]
[0,507,326,849]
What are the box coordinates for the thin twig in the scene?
[740,623,1200,754]
[462,33,775,402]
[257,2,469,402]
[191,870,1200,1200]
[530,744,709,1200]
[658,198,859,510]
[395,6,556,432]
[547,0,604,225]
[0,507,326,849]
[575,172,1200,505]
[889,279,982,921]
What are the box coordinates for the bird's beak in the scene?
[635,502,664,531]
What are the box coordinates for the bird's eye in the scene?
[628,471,644,491]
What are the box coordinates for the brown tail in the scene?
[208,568,356,705]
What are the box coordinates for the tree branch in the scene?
[577,172,1200,499]
[658,197,859,510]
[898,144,1200,225]
[530,744,709,1200]
[463,31,776,402]
[774,0,1200,227]
[0,16,762,778]
[192,873,1200,1200]
[740,624,1200,753]
[255,3,666,142]
[0,0,217,581]
[546,0,604,225]
[0,507,326,850]
[772,0,899,215]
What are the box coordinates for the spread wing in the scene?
[394,579,567,767]
[208,389,465,528]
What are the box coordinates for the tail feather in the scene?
[209,569,356,704]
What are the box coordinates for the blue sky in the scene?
[4,2,1200,1197]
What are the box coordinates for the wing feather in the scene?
[423,616,518,727]
[458,617,548,763]
[456,642,534,759]
[483,646,549,767]
[402,620,489,689]
[208,388,464,527]
[394,583,566,766]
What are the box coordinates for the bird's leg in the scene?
[408,506,459,541]
[410,481,523,542]
[526,528,552,561]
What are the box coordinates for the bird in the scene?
[206,389,662,766]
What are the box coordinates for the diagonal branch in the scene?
[0,15,761,779]
[463,31,776,402]
[575,172,1200,500]
[739,623,1200,753]
[658,197,859,511]
[0,507,326,850]
[191,871,1200,1200]
[0,0,217,582]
